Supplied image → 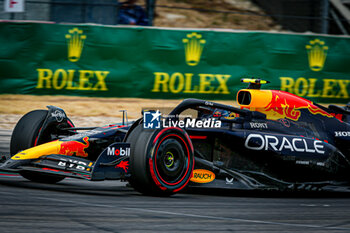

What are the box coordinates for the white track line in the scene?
[35,196,112,208]
[122,207,350,230]
[1,190,349,230]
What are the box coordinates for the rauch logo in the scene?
[190,169,215,183]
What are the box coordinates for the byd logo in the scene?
[107,147,130,156]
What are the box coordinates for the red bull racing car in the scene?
[1,79,350,195]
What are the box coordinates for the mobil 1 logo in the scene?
[107,143,131,157]
[94,143,131,172]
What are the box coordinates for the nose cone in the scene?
[11,140,63,161]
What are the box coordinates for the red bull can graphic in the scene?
[58,136,90,157]
[264,91,333,121]
[237,89,334,121]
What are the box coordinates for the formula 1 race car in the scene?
[1,79,350,195]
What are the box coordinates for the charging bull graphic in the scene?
[58,136,90,157]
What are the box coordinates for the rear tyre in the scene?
[10,110,71,184]
[127,125,194,196]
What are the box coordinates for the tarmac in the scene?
[1,129,350,232]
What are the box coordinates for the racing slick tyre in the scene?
[127,124,194,196]
[10,110,73,184]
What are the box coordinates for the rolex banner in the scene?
[0,22,349,103]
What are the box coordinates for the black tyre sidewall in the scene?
[10,110,48,155]
[127,124,154,194]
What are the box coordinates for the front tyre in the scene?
[127,125,194,196]
[10,110,72,184]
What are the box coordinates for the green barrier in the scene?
[0,22,349,103]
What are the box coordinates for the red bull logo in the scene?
[263,91,333,121]
[224,112,237,120]
[58,136,90,157]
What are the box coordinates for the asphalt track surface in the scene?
[1,129,350,232]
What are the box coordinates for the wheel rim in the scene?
[164,151,174,168]
[156,138,186,184]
